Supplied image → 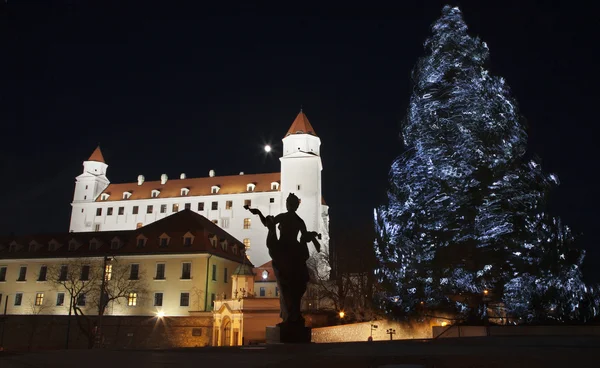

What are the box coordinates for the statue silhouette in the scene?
[245,193,320,326]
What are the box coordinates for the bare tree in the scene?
[46,257,148,348]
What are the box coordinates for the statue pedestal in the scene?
[266,324,311,344]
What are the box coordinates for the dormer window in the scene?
[110,237,122,250]
[220,239,228,251]
[151,190,160,198]
[158,233,170,248]
[211,185,220,194]
[48,239,61,252]
[89,239,100,250]
[262,270,269,280]
[232,244,238,255]
[181,188,190,196]
[246,183,256,192]
[28,242,39,252]
[183,232,194,247]
[123,191,132,200]
[209,235,218,248]
[100,193,110,201]
[9,243,18,252]
[271,182,280,191]
[136,235,147,248]
[68,239,80,251]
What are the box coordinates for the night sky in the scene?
[1,1,599,281]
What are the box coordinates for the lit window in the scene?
[136,222,143,229]
[212,219,218,224]
[243,218,251,229]
[244,199,251,207]
[172,203,179,212]
[225,201,233,210]
[271,182,279,190]
[127,292,138,306]
[243,238,250,250]
[160,204,167,213]
[35,293,44,306]
[105,264,112,281]
[246,183,256,192]
[262,270,269,280]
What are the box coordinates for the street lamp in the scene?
[339,311,345,319]
[370,323,378,339]
[386,328,396,341]
[156,311,165,319]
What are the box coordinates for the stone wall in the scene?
[433,325,600,338]
[0,314,213,351]
[311,319,432,343]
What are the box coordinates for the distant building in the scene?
[67,111,330,278]
[0,210,248,317]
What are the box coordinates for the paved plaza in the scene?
[1,335,599,368]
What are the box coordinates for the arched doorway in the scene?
[221,317,231,346]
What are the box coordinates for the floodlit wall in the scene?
[311,319,433,343]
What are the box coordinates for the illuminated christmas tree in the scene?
[374,5,598,323]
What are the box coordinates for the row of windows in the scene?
[0,263,229,283]
[5,290,221,310]
[95,198,275,217]
[110,182,281,201]
[7,233,244,254]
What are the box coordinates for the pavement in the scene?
[1,335,599,368]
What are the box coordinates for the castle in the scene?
[68,111,330,278]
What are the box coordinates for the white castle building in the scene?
[68,111,331,278]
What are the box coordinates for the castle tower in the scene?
[280,111,330,278]
[69,147,110,231]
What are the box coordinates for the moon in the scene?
[264,144,272,153]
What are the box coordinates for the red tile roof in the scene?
[87,146,105,163]
[0,210,252,266]
[285,111,317,137]
[97,172,280,202]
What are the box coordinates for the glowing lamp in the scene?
[441,321,447,327]
[339,311,345,319]
[264,145,272,153]
[483,289,489,295]
[156,311,165,318]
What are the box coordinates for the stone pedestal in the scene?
[266,324,312,344]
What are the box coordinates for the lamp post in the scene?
[95,256,112,348]
[386,328,396,341]
[370,323,378,339]
[483,289,491,336]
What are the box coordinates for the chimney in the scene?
[161,174,168,185]
[239,172,244,175]
[137,175,145,186]
[209,170,215,177]
[180,173,186,179]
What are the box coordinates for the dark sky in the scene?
[1,1,599,280]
